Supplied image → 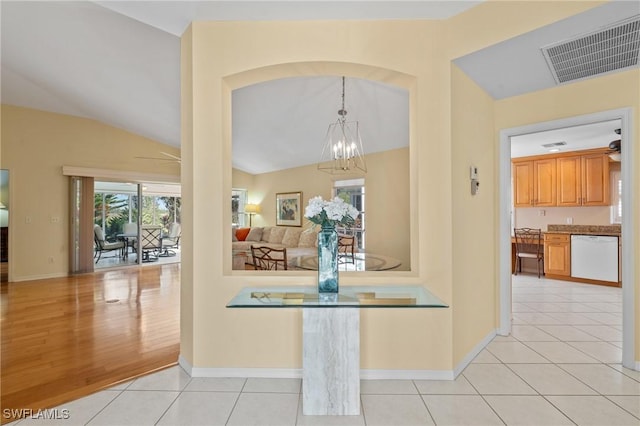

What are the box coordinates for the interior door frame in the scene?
[498,107,636,370]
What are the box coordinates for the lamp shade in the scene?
[244,204,260,214]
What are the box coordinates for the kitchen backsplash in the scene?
[513,205,615,230]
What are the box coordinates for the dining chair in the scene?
[93,224,125,263]
[160,223,181,257]
[122,222,137,255]
[140,226,163,262]
[514,227,544,278]
[251,245,288,270]
[338,234,356,263]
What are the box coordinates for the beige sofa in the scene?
[232,226,319,266]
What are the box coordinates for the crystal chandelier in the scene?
[318,77,367,174]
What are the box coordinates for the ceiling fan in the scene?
[135,151,181,164]
[606,128,621,161]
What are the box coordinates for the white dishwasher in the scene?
[571,235,618,282]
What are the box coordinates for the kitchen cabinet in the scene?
[544,233,570,276]
[557,153,610,206]
[512,158,556,207]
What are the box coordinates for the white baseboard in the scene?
[452,329,497,378]
[180,355,454,380]
[179,330,496,381]
[360,369,454,380]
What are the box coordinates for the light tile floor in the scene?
[9,275,640,425]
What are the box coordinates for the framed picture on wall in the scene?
[276,192,302,227]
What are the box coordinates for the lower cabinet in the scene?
[544,233,570,276]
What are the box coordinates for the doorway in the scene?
[499,108,636,370]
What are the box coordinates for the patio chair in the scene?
[122,222,137,255]
[159,223,181,257]
[140,226,163,262]
[93,224,125,263]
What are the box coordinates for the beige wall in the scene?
[450,65,497,364]
[182,0,639,372]
[182,20,455,370]
[516,206,613,230]
[234,148,411,269]
[0,105,180,281]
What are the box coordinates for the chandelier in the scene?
[318,76,367,174]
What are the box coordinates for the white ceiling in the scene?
[510,119,621,159]
[1,1,638,174]
[453,0,640,100]
[232,76,409,174]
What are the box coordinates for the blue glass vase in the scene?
[317,225,339,295]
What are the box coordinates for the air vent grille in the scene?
[541,141,567,148]
[542,16,640,84]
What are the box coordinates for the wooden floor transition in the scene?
[0,264,180,423]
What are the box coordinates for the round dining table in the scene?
[289,252,402,271]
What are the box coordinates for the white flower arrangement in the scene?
[304,196,359,229]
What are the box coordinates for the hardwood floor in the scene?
[0,264,180,423]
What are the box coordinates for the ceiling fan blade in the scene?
[160,151,182,161]
[135,156,180,163]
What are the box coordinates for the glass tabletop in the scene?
[289,253,402,271]
[226,285,448,308]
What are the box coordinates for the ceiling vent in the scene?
[541,141,567,148]
[542,15,640,84]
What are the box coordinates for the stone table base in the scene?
[302,308,360,415]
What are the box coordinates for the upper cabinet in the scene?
[513,149,610,208]
[557,152,610,206]
[513,158,556,207]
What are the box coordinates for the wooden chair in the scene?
[93,224,125,263]
[251,246,288,270]
[514,227,544,278]
[338,234,356,263]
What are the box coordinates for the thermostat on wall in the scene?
[470,166,478,180]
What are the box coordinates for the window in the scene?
[141,195,181,234]
[94,192,130,239]
[232,189,248,227]
[334,179,365,250]
[610,169,622,224]
[94,182,181,237]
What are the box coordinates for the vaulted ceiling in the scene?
[2,1,638,173]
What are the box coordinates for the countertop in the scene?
[545,224,621,236]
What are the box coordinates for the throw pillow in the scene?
[232,229,238,242]
[261,226,273,242]
[298,228,318,248]
[246,227,263,242]
[281,228,303,247]
[235,227,250,241]
[268,227,287,244]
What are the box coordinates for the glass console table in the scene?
[227,285,448,416]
